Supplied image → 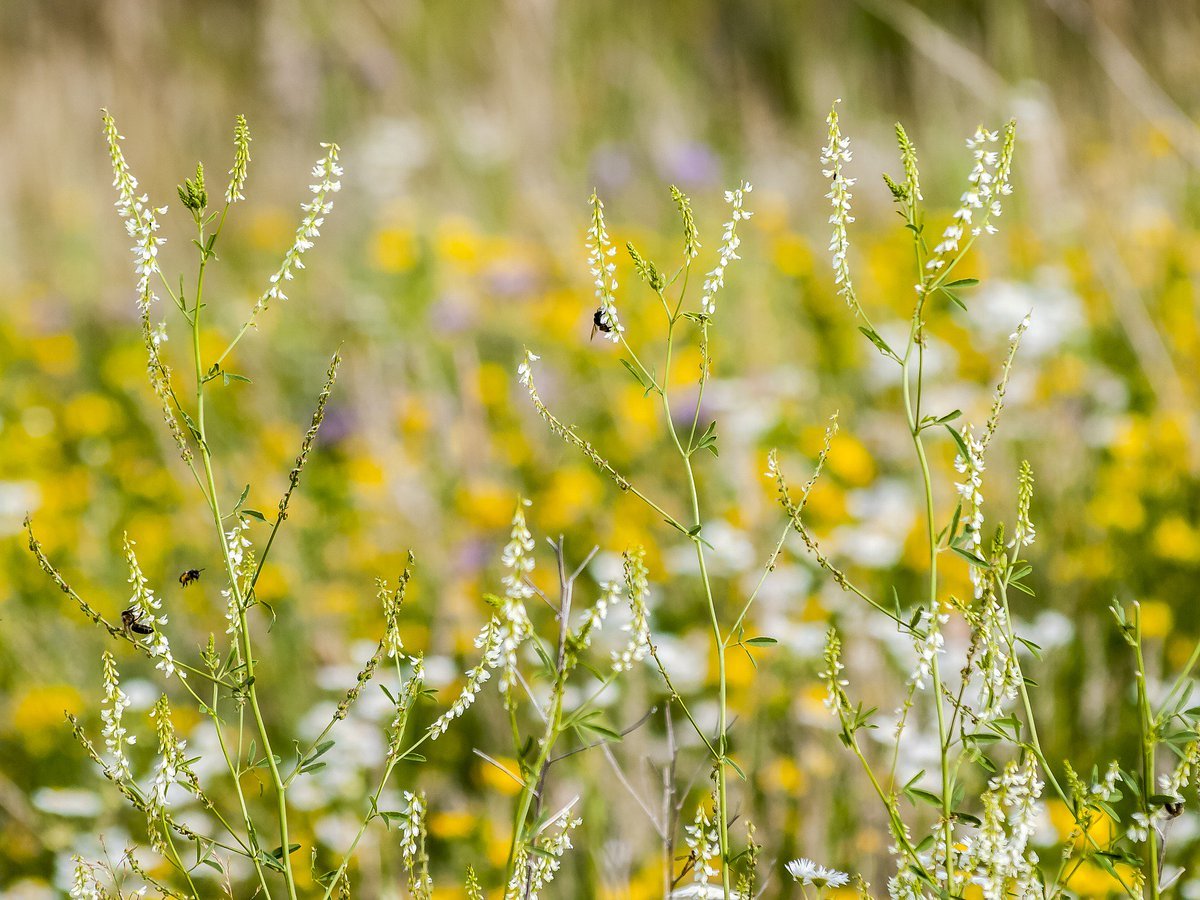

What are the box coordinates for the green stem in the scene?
[190,211,298,899]
[1134,605,1161,899]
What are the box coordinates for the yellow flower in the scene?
[1062,861,1137,897]
[30,333,79,377]
[429,809,477,841]
[477,756,523,796]
[458,481,518,530]
[10,684,83,750]
[1138,600,1174,639]
[772,232,813,278]
[539,465,605,532]
[477,361,511,408]
[825,433,875,487]
[436,216,484,271]
[372,226,418,273]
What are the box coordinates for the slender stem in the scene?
[1134,605,1162,899]
[189,209,298,899]
[900,314,955,889]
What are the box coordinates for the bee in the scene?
[179,568,204,588]
[121,606,154,636]
[591,308,613,341]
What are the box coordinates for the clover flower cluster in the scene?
[575,579,621,652]
[221,520,255,638]
[821,627,850,718]
[430,502,537,737]
[587,190,623,341]
[954,425,987,600]
[386,654,425,756]
[611,547,651,673]
[123,535,181,680]
[505,812,581,900]
[100,651,135,781]
[225,114,252,204]
[103,112,167,314]
[68,857,107,900]
[926,121,1016,272]
[256,142,342,312]
[381,571,411,660]
[960,755,1043,899]
[699,181,752,317]
[399,791,432,897]
[147,696,199,841]
[1011,460,1037,548]
[972,592,1020,723]
[671,185,701,261]
[684,802,721,886]
[428,620,499,740]
[496,500,536,697]
[821,101,858,312]
[785,857,850,889]
[908,601,948,691]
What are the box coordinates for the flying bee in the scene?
[121,606,154,636]
[591,308,613,340]
[179,568,204,587]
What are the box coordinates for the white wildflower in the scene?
[507,809,581,900]
[256,142,342,311]
[959,755,1044,899]
[611,548,651,673]
[1128,811,1150,843]
[700,181,752,316]
[786,857,850,888]
[684,803,721,886]
[821,100,858,312]
[147,696,198,828]
[954,425,987,599]
[225,114,251,204]
[517,349,540,388]
[587,190,623,341]
[100,652,135,781]
[103,112,168,313]
[576,579,620,651]
[926,121,1016,272]
[1011,460,1036,548]
[122,534,183,680]
[69,857,104,900]
[909,601,948,691]
[1093,761,1122,800]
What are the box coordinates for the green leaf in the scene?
[944,277,980,289]
[743,637,777,646]
[241,508,268,523]
[944,424,970,460]
[576,719,622,742]
[857,325,897,360]
[951,546,990,569]
[939,287,968,311]
[223,372,252,386]
[934,409,962,424]
[905,787,942,807]
[619,358,652,392]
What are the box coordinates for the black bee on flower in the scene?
[179,568,204,587]
[591,308,613,340]
[121,606,154,636]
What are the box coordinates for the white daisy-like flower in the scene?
[786,857,850,888]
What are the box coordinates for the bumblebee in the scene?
[179,568,204,587]
[591,308,613,340]
[121,606,154,636]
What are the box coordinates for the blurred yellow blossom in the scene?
[372,226,418,273]
[30,333,79,377]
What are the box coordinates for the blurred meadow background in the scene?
[4,1,1200,896]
